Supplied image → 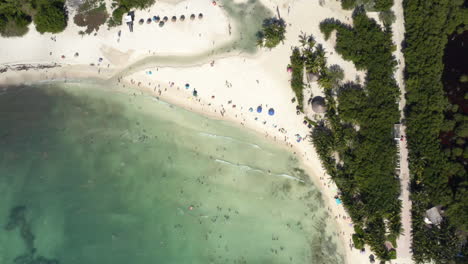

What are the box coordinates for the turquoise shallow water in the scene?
[0,83,344,264]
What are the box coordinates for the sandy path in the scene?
[392,0,413,263]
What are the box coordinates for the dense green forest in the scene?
[311,7,401,261]
[0,0,67,36]
[403,0,468,263]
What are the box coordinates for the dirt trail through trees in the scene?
[392,0,413,263]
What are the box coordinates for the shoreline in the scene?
[0,63,363,264]
[0,0,396,263]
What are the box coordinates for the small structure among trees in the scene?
[424,206,443,226]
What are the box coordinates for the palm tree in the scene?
[314,44,327,72]
[299,32,316,49]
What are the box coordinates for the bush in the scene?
[289,47,304,109]
[374,0,393,11]
[0,15,31,37]
[460,74,468,83]
[352,233,365,249]
[108,6,127,27]
[451,148,463,158]
[34,0,68,34]
[0,1,32,37]
[379,10,396,26]
[454,122,468,137]
[256,17,286,48]
[440,119,456,132]
[341,0,393,11]
[74,2,108,34]
[108,0,155,27]
[341,0,357,10]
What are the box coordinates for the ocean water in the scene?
[0,83,344,264]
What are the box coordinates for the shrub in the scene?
[74,2,108,34]
[341,0,357,10]
[352,233,365,249]
[0,2,32,37]
[454,122,468,137]
[108,6,127,27]
[379,10,396,26]
[0,14,31,37]
[108,0,155,27]
[289,47,304,109]
[374,0,393,11]
[34,0,68,34]
[460,74,468,83]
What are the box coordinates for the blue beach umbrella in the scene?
[249,107,253,112]
[268,108,275,116]
[256,106,262,113]
[185,83,190,89]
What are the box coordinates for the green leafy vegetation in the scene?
[312,7,401,261]
[379,10,396,27]
[352,232,365,250]
[34,0,68,34]
[403,0,468,263]
[108,0,155,27]
[287,33,332,111]
[74,0,108,34]
[289,47,304,110]
[256,17,286,48]
[340,0,393,11]
[0,0,67,36]
[0,0,33,37]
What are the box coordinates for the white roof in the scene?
[124,15,132,23]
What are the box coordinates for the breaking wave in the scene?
[214,159,304,182]
[199,132,262,149]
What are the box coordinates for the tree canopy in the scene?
[256,17,286,49]
[0,0,67,36]
[403,0,468,263]
[34,0,68,34]
[0,0,33,37]
[314,7,401,261]
[340,0,393,11]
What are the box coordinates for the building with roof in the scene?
[394,124,401,140]
[424,206,443,226]
[125,11,135,32]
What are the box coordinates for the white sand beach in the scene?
[0,0,409,263]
